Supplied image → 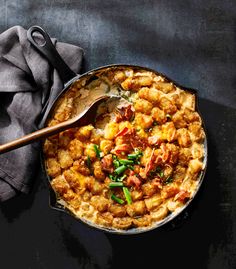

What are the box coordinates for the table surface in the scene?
[0,1,235,268]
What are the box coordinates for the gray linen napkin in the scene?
[0,26,83,202]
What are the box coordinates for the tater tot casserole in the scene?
[43,66,206,232]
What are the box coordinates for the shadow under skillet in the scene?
[58,214,113,269]
[106,97,236,269]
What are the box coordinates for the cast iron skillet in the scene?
[27,25,208,234]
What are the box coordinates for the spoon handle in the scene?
[0,120,74,154]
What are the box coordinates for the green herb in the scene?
[127,165,134,170]
[165,177,173,184]
[86,156,93,174]
[117,174,127,182]
[127,150,143,160]
[109,182,124,188]
[86,156,91,169]
[93,144,102,159]
[127,153,139,160]
[111,194,125,205]
[153,121,158,126]
[119,159,134,165]
[150,166,162,177]
[134,148,143,155]
[123,187,132,205]
[115,165,127,175]
[113,159,120,168]
[109,174,117,181]
[121,94,129,101]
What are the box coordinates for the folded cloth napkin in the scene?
[0,26,83,202]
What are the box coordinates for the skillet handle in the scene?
[27,25,76,84]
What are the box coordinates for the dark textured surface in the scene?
[0,1,235,268]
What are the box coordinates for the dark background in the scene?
[0,0,236,268]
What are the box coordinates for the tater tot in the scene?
[121,76,152,91]
[191,142,204,159]
[188,122,205,142]
[150,205,169,221]
[188,159,203,174]
[138,87,161,103]
[100,140,114,154]
[51,175,70,196]
[57,149,73,169]
[109,204,127,217]
[75,125,94,141]
[91,195,109,212]
[177,128,192,147]
[126,201,147,217]
[69,139,84,160]
[183,108,201,123]
[134,113,153,129]
[159,97,177,114]
[178,148,192,166]
[114,71,126,82]
[93,161,105,181]
[172,111,187,128]
[131,189,143,201]
[118,121,133,131]
[47,158,61,177]
[142,182,157,197]
[84,143,97,160]
[58,130,74,148]
[144,194,163,211]
[104,122,119,140]
[134,99,153,114]
[162,122,177,142]
[44,139,57,157]
[151,107,166,124]
[154,81,174,93]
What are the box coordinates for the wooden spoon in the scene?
[0,95,118,154]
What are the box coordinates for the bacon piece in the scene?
[130,135,147,149]
[115,104,135,123]
[174,190,190,202]
[115,127,134,138]
[144,148,155,176]
[160,143,170,163]
[126,175,142,189]
[155,143,171,165]
[101,154,114,173]
[111,144,132,155]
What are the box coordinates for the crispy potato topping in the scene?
[44,67,205,231]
